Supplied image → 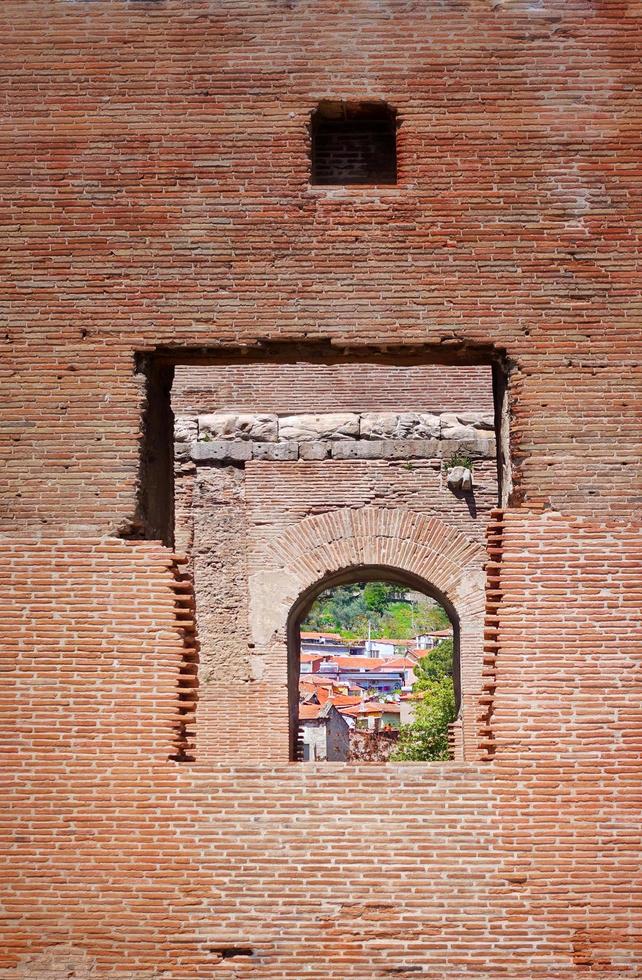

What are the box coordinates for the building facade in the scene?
[2,1,641,978]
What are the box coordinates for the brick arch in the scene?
[249,508,487,761]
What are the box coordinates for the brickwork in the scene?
[172,363,494,415]
[187,500,487,763]
[2,0,642,977]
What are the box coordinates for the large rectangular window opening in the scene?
[138,346,510,764]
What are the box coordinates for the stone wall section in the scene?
[176,409,496,465]
[185,452,497,761]
[173,406,498,758]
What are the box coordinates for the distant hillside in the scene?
[301,581,450,640]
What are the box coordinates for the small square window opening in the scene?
[310,101,397,186]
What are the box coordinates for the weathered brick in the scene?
[2,0,641,977]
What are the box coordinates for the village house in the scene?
[317,655,405,695]
[298,702,351,761]
[363,637,416,659]
[300,631,366,659]
[414,629,453,651]
[299,653,325,674]
[378,656,418,689]
[343,701,403,732]
[300,631,342,646]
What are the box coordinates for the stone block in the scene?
[359,413,399,439]
[251,441,299,461]
[454,411,495,431]
[360,412,440,440]
[199,413,278,442]
[442,435,496,460]
[383,439,440,459]
[331,440,387,460]
[440,412,494,439]
[447,465,474,491]
[278,412,359,441]
[416,413,442,438]
[440,414,476,441]
[174,416,198,443]
[191,440,252,462]
[174,441,191,461]
[299,441,331,460]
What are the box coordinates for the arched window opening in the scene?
[288,568,459,763]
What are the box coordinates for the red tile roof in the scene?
[328,694,363,708]
[298,704,322,720]
[342,702,402,717]
[326,656,388,670]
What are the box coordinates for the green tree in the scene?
[302,584,369,635]
[377,601,413,638]
[302,581,452,643]
[413,602,451,634]
[413,639,453,687]
[391,638,455,762]
[363,582,402,615]
[392,676,456,762]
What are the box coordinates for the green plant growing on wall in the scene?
[443,450,473,472]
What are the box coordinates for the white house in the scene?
[414,629,453,651]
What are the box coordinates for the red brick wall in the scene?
[172,363,494,415]
[2,0,642,977]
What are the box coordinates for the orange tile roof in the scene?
[328,694,363,708]
[298,704,322,720]
[315,682,352,704]
[342,702,402,717]
[379,657,417,669]
[327,656,388,670]
[299,681,318,694]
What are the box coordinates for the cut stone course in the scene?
[251,441,299,461]
[183,411,496,449]
[199,413,278,442]
[278,413,360,441]
[191,440,252,462]
[298,441,331,460]
[181,412,496,464]
[360,412,441,440]
[330,439,440,461]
